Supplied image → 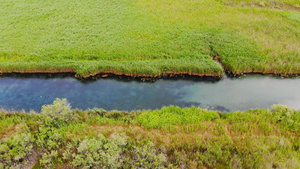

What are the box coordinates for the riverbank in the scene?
[0,60,223,79]
[1,0,299,77]
[1,99,299,168]
[0,61,299,80]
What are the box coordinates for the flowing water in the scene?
[0,74,299,112]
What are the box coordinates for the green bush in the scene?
[36,126,66,168]
[39,150,59,169]
[41,98,77,127]
[271,105,300,131]
[133,141,167,169]
[0,132,35,169]
[65,133,128,168]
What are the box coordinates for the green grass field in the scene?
[0,0,299,77]
[0,99,299,168]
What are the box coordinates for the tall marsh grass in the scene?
[0,0,299,76]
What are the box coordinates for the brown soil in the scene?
[21,150,39,169]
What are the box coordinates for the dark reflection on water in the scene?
[0,74,299,112]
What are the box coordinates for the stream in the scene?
[0,74,299,112]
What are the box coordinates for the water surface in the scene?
[0,75,299,112]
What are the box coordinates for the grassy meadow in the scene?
[0,99,299,168]
[0,0,299,77]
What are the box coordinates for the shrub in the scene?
[66,133,128,168]
[36,126,66,168]
[271,105,295,120]
[41,98,77,127]
[0,132,35,169]
[271,105,300,130]
[133,141,167,169]
[39,150,59,169]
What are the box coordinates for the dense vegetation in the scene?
[0,0,299,77]
[1,99,299,168]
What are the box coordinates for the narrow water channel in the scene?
[0,74,299,112]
